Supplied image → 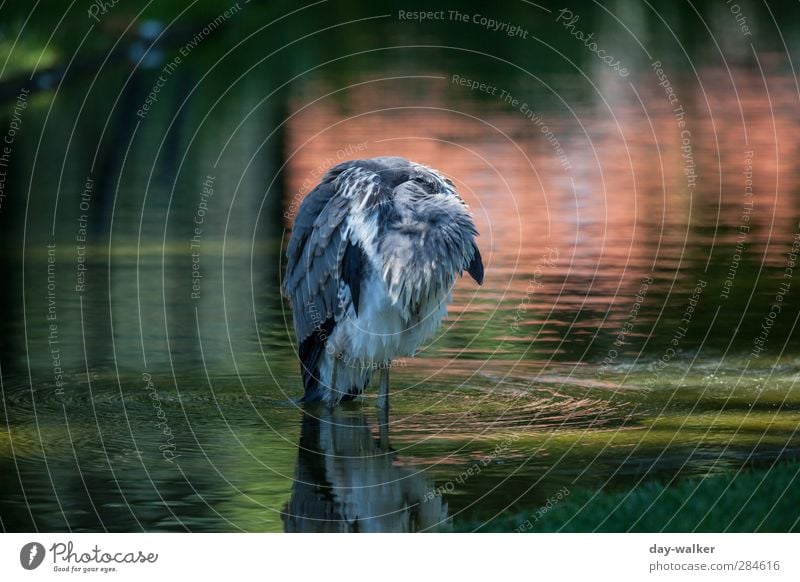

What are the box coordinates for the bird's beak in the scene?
[467,244,484,285]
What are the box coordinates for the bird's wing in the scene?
[283,184,347,347]
[283,164,379,347]
[283,163,384,397]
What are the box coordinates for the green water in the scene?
[1,0,800,532]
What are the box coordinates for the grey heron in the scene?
[283,156,484,408]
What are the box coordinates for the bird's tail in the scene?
[300,368,327,403]
[299,343,371,405]
[298,318,334,402]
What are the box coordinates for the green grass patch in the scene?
[472,461,800,532]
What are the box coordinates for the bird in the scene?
[282,156,484,408]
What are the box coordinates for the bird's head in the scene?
[325,156,484,287]
[368,159,484,287]
[403,164,458,200]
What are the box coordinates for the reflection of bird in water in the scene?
[283,157,483,408]
[281,406,448,532]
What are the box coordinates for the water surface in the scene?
[1,0,800,532]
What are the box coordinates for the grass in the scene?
[471,461,800,532]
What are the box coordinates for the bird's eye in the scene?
[412,177,432,190]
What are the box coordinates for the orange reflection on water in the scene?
[284,62,800,323]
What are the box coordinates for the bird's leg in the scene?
[377,367,389,410]
[377,366,390,450]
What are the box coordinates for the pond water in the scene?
[1,1,799,532]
